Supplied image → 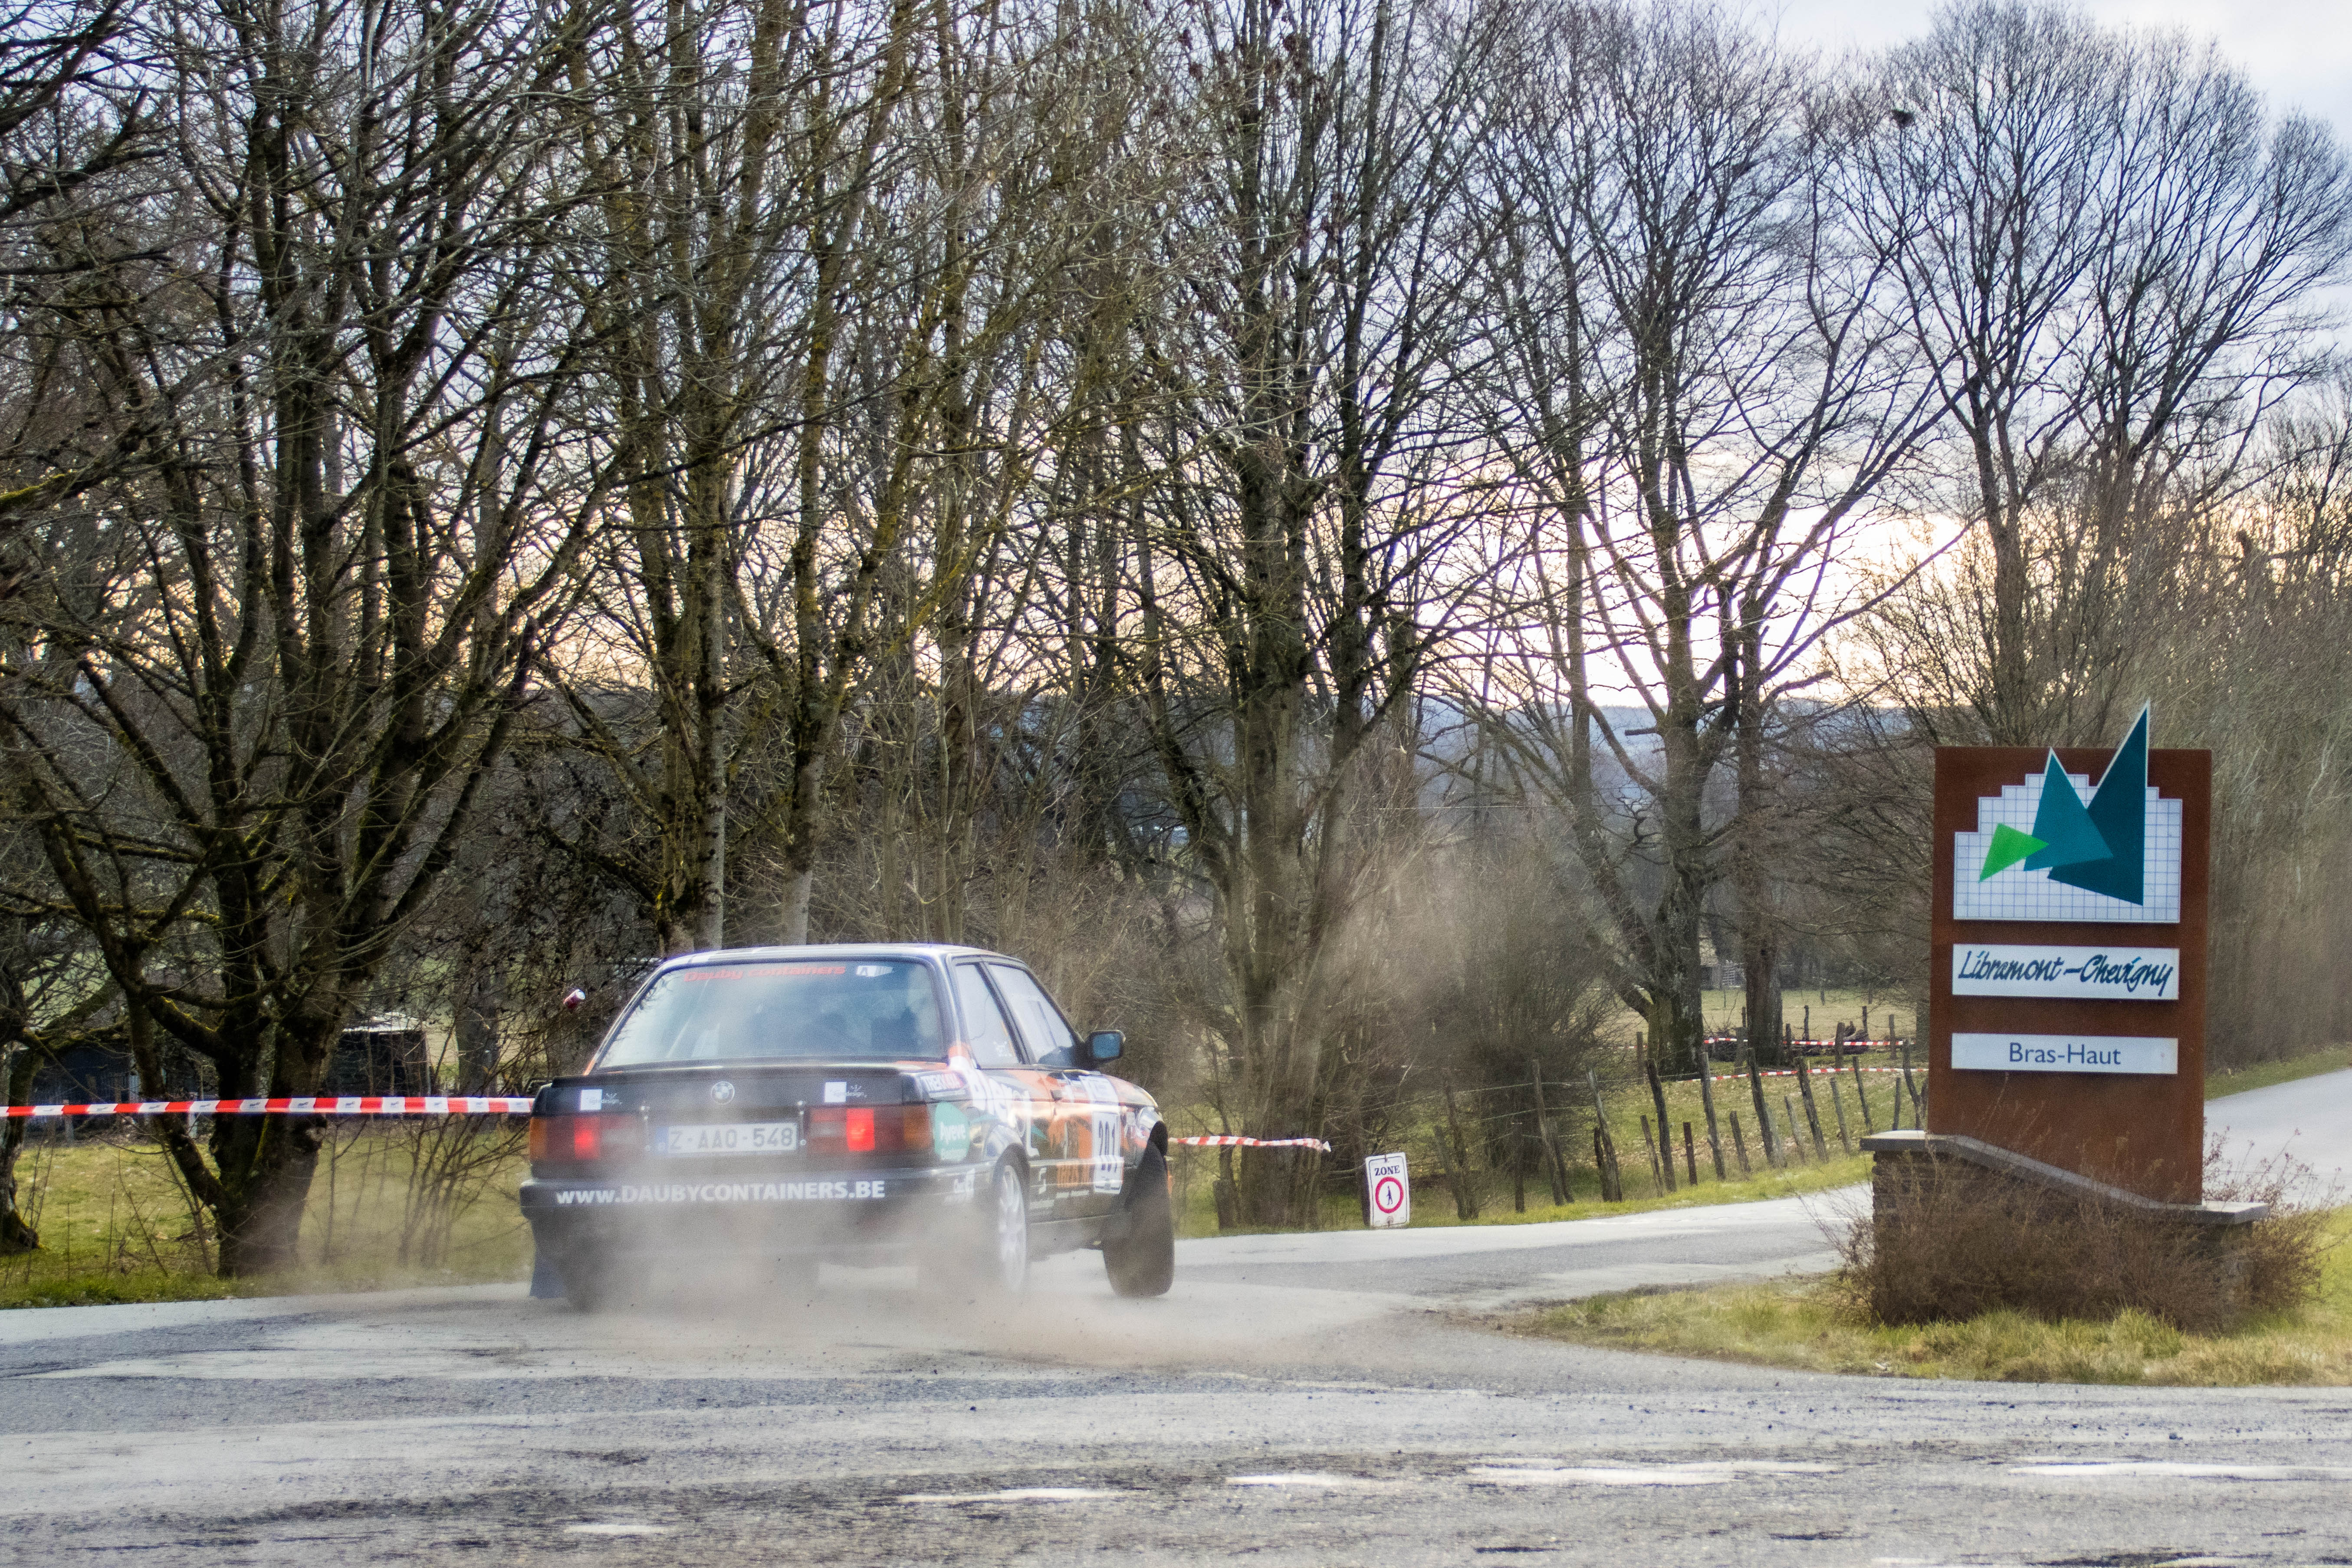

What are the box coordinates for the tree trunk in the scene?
[211,1124,324,1276]
[0,1045,40,1252]
[454,970,503,1095]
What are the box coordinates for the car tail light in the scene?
[807,1104,931,1156]
[529,1113,638,1166]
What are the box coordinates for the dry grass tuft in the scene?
[1839,1140,2332,1334]
[1515,1147,2352,1386]
[1521,1206,2352,1385]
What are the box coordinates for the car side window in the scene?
[952,964,1022,1068]
[986,963,1083,1068]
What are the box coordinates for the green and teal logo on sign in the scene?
[1955,707,2180,924]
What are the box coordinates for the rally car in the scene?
[520,945,1173,1308]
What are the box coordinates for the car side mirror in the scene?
[1086,1030,1124,1065]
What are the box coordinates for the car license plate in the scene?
[658,1121,799,1155]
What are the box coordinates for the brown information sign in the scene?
[1928,711,2210,1203]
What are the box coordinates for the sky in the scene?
[1771,0,2352,142]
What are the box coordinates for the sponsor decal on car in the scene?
[551,1179,890,1206]
[931,1102,973,1161]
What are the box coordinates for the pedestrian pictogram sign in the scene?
[1365,1152,1410,1228]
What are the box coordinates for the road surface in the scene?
[5,1074,2352,1566]
[2208,1068,2352,1189]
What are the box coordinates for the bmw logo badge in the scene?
[710,1081,736,1104]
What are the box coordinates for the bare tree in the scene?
[1466,0,1936,1078]
[1109,0,1500,1223]
[1858,0,2352,743]
[0,0,612,1273]
[0,0,158,542]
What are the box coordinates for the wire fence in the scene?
[1169,1046,1929,1226]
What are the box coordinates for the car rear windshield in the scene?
[596,960,948,1066]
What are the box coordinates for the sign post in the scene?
[1364,1152,1411,1229]
[1925,707,2210,1202]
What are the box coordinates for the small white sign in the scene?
[1951,945,2179,1001]
[1951,1033,2178,1075]
[1364,1152,1411,1228]
[822,1081,848,1105]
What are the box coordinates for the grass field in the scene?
[2206,1046,2352,1098]
[1516,1210,2352,1385]
[0,1125,531,1309]
[1601,987,1918,1045]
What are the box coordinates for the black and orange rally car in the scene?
[520,945,1173,1307]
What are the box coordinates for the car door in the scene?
[949,960,1069,1220]
[985,962,1123,1219]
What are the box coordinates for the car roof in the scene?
[654,943,1011,971]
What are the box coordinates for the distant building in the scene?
[26,1014,434,1102]
[322,1016,432,1095]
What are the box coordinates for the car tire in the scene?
[1104,1145,1174,1298]
[979,1158,1031,1295]
[562,1250,615,1313]
[924,1159,1029,1298]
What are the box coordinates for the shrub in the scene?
[1836,1139,2334,1334]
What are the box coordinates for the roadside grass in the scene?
[2205,1046,2352,1098]
[1515,1210,2352,1386]
[1603,986,1912,1043]
[0,1127,531,1310]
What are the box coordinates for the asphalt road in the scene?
[2207,1068,2352,1189]
[6,1075,2352,1568]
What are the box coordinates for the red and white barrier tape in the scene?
[3,1096,532,1119]
[1172,1134,1334,1152]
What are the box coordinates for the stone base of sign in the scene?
[1862,1129,2266,1224]
[1861,1130,2266,1320]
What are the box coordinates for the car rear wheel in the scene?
[1104,1145,1174,1298]
[983,1159,1031,1293]
[923,1159,1029,1297]
[561,1249,617,1313]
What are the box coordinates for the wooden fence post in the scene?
[1848,1042,1874,1133]
[1531,1059,1569,1205]
[1744,1039,1780,1168]
[1794,1055,1828,1160]
[1695,1049,1726,1180]
[1589,1070,1623,1201]
[1641,1041,1676,1192]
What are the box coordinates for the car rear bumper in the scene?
[521,1161,984,1265]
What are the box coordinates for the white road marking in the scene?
[2010,1461,2352,1480]
[1225,1473,1396,1489]
[565,1524,671,1536]
[1468,1462,1839,1487]
[899,1488,1124,1504]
